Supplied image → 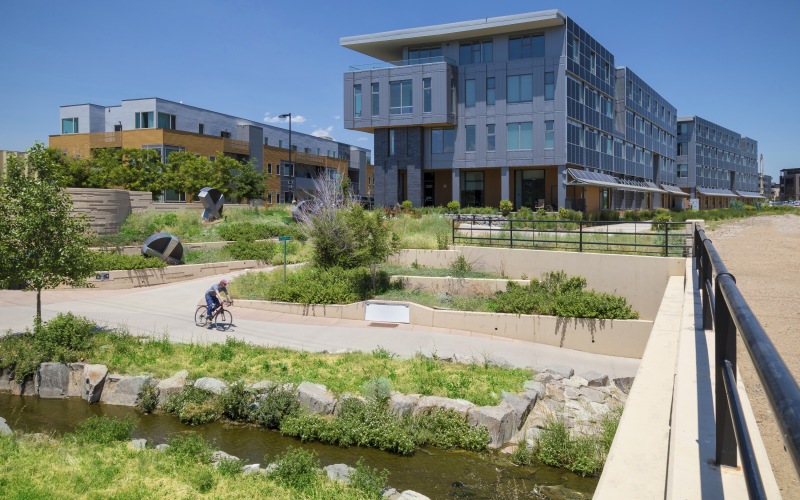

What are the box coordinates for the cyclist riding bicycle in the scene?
[205,278,232,324]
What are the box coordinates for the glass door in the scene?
[514,169,545,209]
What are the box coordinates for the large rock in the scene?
[397,491,431,500]
[579,387,607,404]
[67,363,85,397]
[579,371,610,387]
[468,402,516,449]
[0,368,11,392]
[194,377,227,395]
[211,450,239,463]
[157,370,189,404]
[9,376,35,396]
[613,377,635,394]
[296,382,337,415]
[100,374,151,406]
[323,463,354,483]
[544,365,574,378]
[37,363,69,399]
[562,376,588,388]
[414,396,475,417]
[501,392,535,430]
[0,417,11,435]
[83,364,108,403]
[388,393,420,418]
[523,381,545,397]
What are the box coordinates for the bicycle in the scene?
[195,299,233,331]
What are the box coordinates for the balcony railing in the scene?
[695,225,800,499]
[222,138,249,154]
[349,56,456,72]
[88,132,122,148]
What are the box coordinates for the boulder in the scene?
[580,371,610,387]
[66,363,85,397]
[467,402,516,449]
[523,381,545,396]
[296,382,337,415]
[382,487,399,499]
[249,380,279,392]
[613,377,635,394]
[388,393,420,418]
[155,444,170,452]
[129,439,147,450]
[546,384,565,402]
[323,463,354,483]
[83,364,108,403]
[544,365,574,378]
[501,392,535,430]
[242,464,261,475]
[10,376,35,396]
[0,368,12,392]
[0,417,11,435]
[157,370,189,404]
[562,376,589,388]
[414,396,474,417]
[37,363,69,399]
[211,450,239,463]
[100,374,151,406]
[563,386,581,401]
[194,377,227,395]
[397,489,432,499]
[579,387,607,404]
[533,372,555,384]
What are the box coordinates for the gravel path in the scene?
[707,213,800,498]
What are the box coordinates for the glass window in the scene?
[371,83,379,116]
[677,164,688,177]
[390,80,412,114]
[135,111,154,129]
[487,124,495,152]
[545,120,554,149]
[590,51,596,74]
[605,97,613,118]
[267,163,272,175]
[486,77,495,105]
[605,135,613,155]
[459,41,492,64]
[423,78,431,113]
[389,129,395,156]
[569,37,579,62]
[509,34,544,60]
[465,125,476,152]
[199,123,205,135]
[465,79,475,107]
[431,128,456,154]
[507,74,533,103]
[507,122,532,151]
[605,62,611,84]
[354,85,362,118]
[61,117,78,134]
[408,46,442,63]
[544,72,554,101]
[157,112,176,130]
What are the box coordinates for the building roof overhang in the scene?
[340,10,566,61]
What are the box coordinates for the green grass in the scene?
[378,264,502,279]
[0,429,372,499]
[374,289,495,313]
[391,213,452,250]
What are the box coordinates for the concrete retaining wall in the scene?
[391,247,684,322]
[68,188,146,235]
[88,260,267,289]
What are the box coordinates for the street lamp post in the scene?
[279,113,292,203]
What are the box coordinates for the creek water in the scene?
[0,393,597,498]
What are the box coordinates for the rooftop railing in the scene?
[348,56,456,72]
[695,225,800,499]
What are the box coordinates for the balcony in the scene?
[223,138,250,154]
[88,132,122,149]
[348,56,456,72]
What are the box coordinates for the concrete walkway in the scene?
[0,270,640,379]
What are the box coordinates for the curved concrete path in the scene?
[0,270,639,378]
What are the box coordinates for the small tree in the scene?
[0,143,94,328]
[231,160,266,203]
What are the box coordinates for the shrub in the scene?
[410,408,489,451]
[436,230,450,250]
[264,266,390,305]
[138,380,159,413]
[267,447,321,491]
[219,381,256,422]
[307,204,397,269]
[225,240,276,261]
[499,200,513,216]
[254,386,301,429]
[166,432,213,464]
[446,201,460,214]
[216,457,246,477]
[73,415,135,445]
[190,467,216,493]
[164,386,220,425]
[349,458,390,499]
[361,376,393,404]
[401,200,413,211]
[510,439,535,466]
[216,222,268,242]
[652,213,672,232]
[91,251,168,270]
[449,255,472,275]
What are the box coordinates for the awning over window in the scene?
[696,187,736,197]
[661,184,690,196]
[734,190,764,199]
[565,168,665,193]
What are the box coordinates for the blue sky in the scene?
[1,0,797,179]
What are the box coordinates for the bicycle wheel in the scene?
[194,306,208,327]
[214,309,233,331]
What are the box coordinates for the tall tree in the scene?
[231,160,266,202]
[0,143,94,328]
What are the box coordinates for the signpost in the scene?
[279,236,291,282]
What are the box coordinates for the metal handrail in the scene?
[695,224,800,498]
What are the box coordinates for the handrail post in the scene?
[716,273,739,467]
[510,219,514,248]
[664,221,669,256]
[579,220,583,252]
[701,241,713,329]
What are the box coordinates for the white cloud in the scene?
[334,115,341,120]
[263,113,307,124]
[311,126,335,139]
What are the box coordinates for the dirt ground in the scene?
[706,213,800,498]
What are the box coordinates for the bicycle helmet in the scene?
[220,278,229,285]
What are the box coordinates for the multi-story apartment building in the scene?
[49,98,372,203]
[341,10,682,211]
[779,168,800,201]
[676,116,760,209]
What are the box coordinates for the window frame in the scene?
[354,84,362,118]
[371,82,379,116]
[390,80,413,115]
[507,121,533,151]
[507,74,533,103]
[61,117,79,134]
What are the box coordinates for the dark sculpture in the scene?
[199,187,224,221]
[142,232,184,265]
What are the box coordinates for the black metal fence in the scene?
[451,216,692,257]
[695,225,800,498]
